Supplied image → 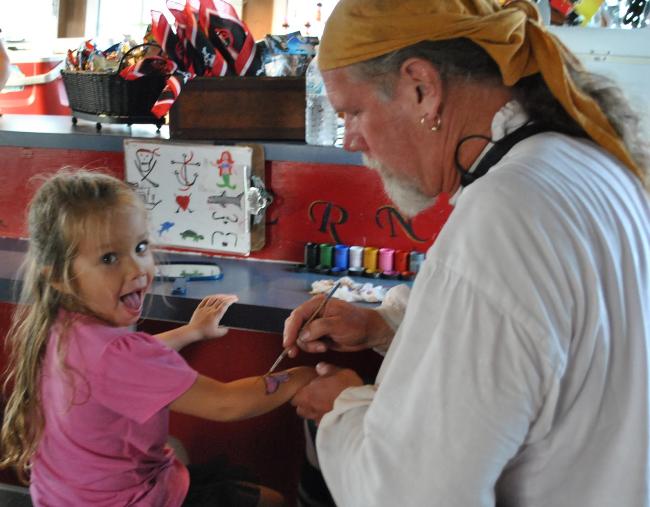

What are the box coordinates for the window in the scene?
[272,0,339,37]
[92,0,243,43]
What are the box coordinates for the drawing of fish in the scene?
[158,221,175,236]
[207,191,244,209]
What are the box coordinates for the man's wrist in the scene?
[366,309,394,351]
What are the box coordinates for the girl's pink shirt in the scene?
[30,310,198,506]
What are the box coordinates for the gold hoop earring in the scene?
[430,114,441,132]
[420,114,442,132]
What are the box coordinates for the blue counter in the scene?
[0,238,408,333]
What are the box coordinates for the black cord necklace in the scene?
[454,123,552,187]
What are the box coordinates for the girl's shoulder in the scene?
[54,309,159,363]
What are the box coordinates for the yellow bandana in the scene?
[319,0,642,181]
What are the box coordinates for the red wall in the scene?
[0,147,124,237]
[142,320,382,504]
[0,147,452,261]
[0,302,20,485]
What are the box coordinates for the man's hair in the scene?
[349,38,649,188]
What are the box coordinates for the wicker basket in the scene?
[61,44,167,121]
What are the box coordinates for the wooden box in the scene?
[169,76,306,141]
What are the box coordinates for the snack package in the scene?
[260,32,317,76]
[65,37,151,73]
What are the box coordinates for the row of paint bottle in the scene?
[297,242,425,281]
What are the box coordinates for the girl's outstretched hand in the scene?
[188,294,239,340]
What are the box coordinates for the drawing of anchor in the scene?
[211,230,238,248]
[171,152,199,190]
[207,191,244,209]
[134,148,160,187]
[212,212,239,224]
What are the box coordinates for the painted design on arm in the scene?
[264,372,290,395]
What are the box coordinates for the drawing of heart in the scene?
[176,195,190,210]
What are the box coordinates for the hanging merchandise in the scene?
[574,0,605,24]
[623,0,648,26]
[149,0,262,118]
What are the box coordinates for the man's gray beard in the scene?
[363,155,436,218]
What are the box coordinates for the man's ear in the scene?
[400,58,444,114]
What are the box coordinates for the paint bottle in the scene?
[348,245,365,277]
[304,242,320,271]
[409,251,425,273]
[363,246,380,278]
[333,244,350,269]
[394,250,409,273]
[331,244,349,275]
[318,243,334,273]
[379,248,398,279]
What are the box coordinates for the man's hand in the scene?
[291,362,363,423]
[283,296,392,358]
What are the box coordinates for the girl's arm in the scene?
[170,366,317,421]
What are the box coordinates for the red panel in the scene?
[0,302,22,486]
[140,320,381,505]
[0,147,124,237]
[0,147,451,262]
[257,160,453,262]
[0,60,71,116]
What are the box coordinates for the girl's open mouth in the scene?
[120,290,143,312]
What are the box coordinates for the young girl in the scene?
[0,170,316,507]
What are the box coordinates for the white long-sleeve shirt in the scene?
[316,105,650,506]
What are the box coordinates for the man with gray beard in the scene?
[282,0,650,506]
[363,154,437,218]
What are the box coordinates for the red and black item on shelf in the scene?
[119,55,177,80]
[168,1,229,76]
[150,70,192,119]
[149,0,261,118]
[198,0,261,76]
[151,10,187,71]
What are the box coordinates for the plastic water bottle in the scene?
[305,51,338,146]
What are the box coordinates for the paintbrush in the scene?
[266,281,342,375]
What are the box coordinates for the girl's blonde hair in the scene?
[0,170,144,481]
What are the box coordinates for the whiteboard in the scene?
[124,140,254,255]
